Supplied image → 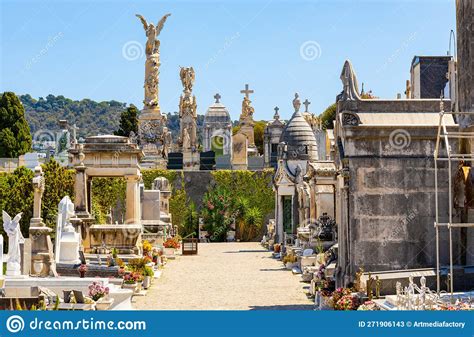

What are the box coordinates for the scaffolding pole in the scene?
[434,105,473,299]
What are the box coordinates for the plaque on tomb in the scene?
[200,151,216,170]
[248,156,264,171]
[232,133,248,170]
[167,152,183,170]
[79,250,86,265]
[21,239,31,275]
[314,213,336,241]
[215,155,232,170]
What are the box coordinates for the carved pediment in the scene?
[341,112,361,126]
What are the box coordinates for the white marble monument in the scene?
[55,196,81,265]
[2,211,24,277]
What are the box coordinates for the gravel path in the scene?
[133,242,313,310]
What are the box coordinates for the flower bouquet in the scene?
[88,281,110,301]
[335,294,359,310]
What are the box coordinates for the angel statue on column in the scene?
[136,13,171,56]
[2,211,24,276]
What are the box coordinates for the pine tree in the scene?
[114,104,139,137]
[0,92,32,157]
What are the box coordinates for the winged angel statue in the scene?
[2,211,24,275]
[136,13,171,56]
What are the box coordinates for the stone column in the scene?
[125,175,141,224]
[29,166,57,277]
[276,195,283,244]
[74,167,88,214]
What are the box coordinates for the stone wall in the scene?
[337,124,461,280]
[456,0,474,124]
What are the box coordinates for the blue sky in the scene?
[1,0,456,121]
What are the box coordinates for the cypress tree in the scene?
[0,92,32,157]
[114,104,139,137]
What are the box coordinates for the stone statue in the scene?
[241,96,255,119]
[136,13,171,57]
[180,66,195,92]
[182,128,191,150]
[340,60,361,101]
[179,92,197,118]
[160,127,172,159]
[57,196,75,233]
[136,13,171,111]
[55,196,80,265]
[293,93,301,113]
[2,211,24,276]
[129,131,138,144]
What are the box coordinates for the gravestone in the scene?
[21,239,31,275]
[248,156,264,171]
[167,152,183,170]
[232,133,248,170]
[200,151,216,170]
[215,155,232,170]
[79,251,86,265]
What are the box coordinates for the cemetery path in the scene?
[133,242,313,310]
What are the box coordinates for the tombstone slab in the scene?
[232,133,248,170]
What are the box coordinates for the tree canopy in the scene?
[115,105,139,137]
[319,103,337,130]
[0,92,32,157]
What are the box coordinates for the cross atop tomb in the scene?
[240,84,254,99]
[303,99,311,112]
[274,106,280,119]
[214,93,221,103]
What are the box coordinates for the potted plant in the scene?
[142,266,154,289]
[163,237,180,255]
[142,240,153,256]
[282,254,298,269]
[78,264,88,278]
[88,281,114,310]
[122,272,140,291]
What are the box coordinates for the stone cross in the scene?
[31,166,45,224]
[303,99,311,112]
[214,93,221,103]
[274,106,280,119]
[240,84,254,99]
